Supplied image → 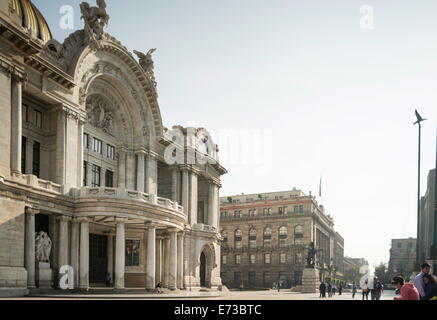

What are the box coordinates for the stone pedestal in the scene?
[301,268,319,293]
[35,262,53,289]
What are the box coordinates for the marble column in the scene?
[171,168,179,202]
[117,150,126,189]
[107,235,114,284]
[25,138,33,175]
[163,237,170,288]
[207,182,214,226]
[70,219,79,288]
[156,238,162,283]
[177,232,184,289]
[181,170,189,216]
[189,172,198,225]
[215,184,220,230]
[55,109,66,185]
[58,216,70,272]
[24,207,37,289]
[10,75,23,175]
[79,218,90,289]
[115,218,126,289]
[146,223,156,290]
[169,229,178,290]
[77,121,85,187]
[86,162,92,187]
[136,151,146,193]
[146,154,157,195]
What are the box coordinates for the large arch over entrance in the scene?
[199,243,216,288]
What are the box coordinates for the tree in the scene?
[227,196,233,203]
[374,262,389,284]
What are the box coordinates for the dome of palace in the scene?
[9,0,52,44]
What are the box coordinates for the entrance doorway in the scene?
[89,234,108,286]
[200,252,206,287]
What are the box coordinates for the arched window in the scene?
[234,229,242,249]
[221,230,228,244]
[249,228,257,249]
[279,226,288,248]
[294,225,304,245]
[263,228,272,248]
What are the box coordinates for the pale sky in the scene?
[35,0,437,268]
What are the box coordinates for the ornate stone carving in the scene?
[133,49,157,87]
[86,96,115,135]
[35,231,52,263]
[80,0,109,41]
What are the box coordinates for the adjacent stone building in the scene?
[418,168,437,274]
[0,0,226,297]
[388,238,417,280]
[219,189,344,289]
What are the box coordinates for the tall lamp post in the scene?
[414,110,426,267]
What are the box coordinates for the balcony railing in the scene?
[221,211,309,221]
[221,244,306,251]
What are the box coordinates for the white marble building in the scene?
[0,0,226,297]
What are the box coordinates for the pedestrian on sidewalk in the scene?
[319,281,326,298]
[332,284,336,296]
[338,283,343,295]
[371,277,383,300]
[392,276,419,300]
[155,282,163,294]
[352,283,357,299]
[327,283,332,298]
[421,274,437,300]
[105,273,111,287]
[362,280,370,300]
[413,263,431,299]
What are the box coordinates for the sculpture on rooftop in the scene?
[134,49,157,87]
[80,0,109,41]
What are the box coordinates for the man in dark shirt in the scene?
[371,277,383,300]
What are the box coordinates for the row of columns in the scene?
[24,209,185,291]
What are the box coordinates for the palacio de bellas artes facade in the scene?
[0,0,227,297]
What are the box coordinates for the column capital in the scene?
[115,217,128,224]
[76,217,92,223]
[168,227,180,233]
[145,222,159,229]
[56,215,72,222]
[135,149,147,156]
[25,207,39,215]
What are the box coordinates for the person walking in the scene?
[319,281,326,298]
[392,276,420,300]
[327,283,332,298]
[105,273,111,287]
[362,280,370,300]
[338,283,343,295]
[277,282,281,293]
[332,284,336,296]
[413,263,431,299]
[352,283,357,299]
[371,277,383,300]
[421,274,437,300]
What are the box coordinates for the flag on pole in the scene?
[319,176,322,198]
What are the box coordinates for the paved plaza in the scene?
[0,289,396,301]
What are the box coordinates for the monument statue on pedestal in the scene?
[306,241,322,268]
[302,242,322,293]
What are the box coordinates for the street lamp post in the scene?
[414,110,426,267]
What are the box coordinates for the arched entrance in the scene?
[200,252,206,287]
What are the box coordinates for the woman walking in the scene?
[362,280,370,300]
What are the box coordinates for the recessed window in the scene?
[235,229,242,249]
[250,254,256,264]
[22,105,28,122]
[125,239,140,267]
[91,164,101,187]
[32,141,40,177]
[35,110,42,128]
[264,253,271,264]
[279,226,288,248]
[105,170,114,188]
[249,229,257,249]
[235,254,241,265]
[263,228,272,248]
[83,133,89,149]
[83,161,88,186]
[107,144,115,159]
[280,253,287,264]
[93,138,102,154]
[222,255,227,265]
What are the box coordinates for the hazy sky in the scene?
[35,0,437,268]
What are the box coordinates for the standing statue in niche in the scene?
[133,49,157,87]
[80,0,109,41]
[35,231,52,263]
[306,241,322,269]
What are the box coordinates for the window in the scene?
[263,272,271,287]
[249,272,256,285]
[234,210,242,218]
[234,272,241,286]
[197,201,205,224]
[22,105,28,122]
[397,242,402,249]
[268,208,272,215]
[248,209,256,217]
[235,254,241,265]
[21,136,26,173]
[83,161,88,186]
[264,253,271,264]
[249,254,256,264]
[263,208,267,216]
[263,228,272,247]
[107,144,115,159]
[280,253,287,264]
[235,229,242,249]
[32,141,40,177]
[221,211,228,218]
[93,138,102,154]
[264,208,271,216]
[222,230,228,244]
[279,272,288,287]
[295,252,303,264]
[105,170,114,188]
[279,226,288,248]
[222,255,227,265]
[249,229,257,249]
[35,110,42,128]
[125,239,140,266]
[83,133,89,149]
[91,164,101,187]
[294,225,304,245]
[279,206,287,215]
